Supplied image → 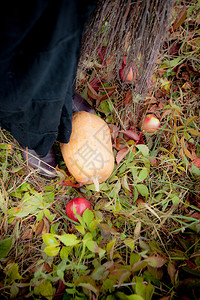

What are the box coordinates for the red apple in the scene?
[65,197,91,222]
[142,114,160,133]
[119,66,134,83]
[119,56,136,83]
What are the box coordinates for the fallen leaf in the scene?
[34,217,50,237]
[169,42,180,55]
[146,254,166,268]
[182,82,192,90]
[125,90,132,104]
[172,2,187,30]
[183,147,193,160]
[99,88,116,101]
[120,130,139,141]
[161,78,171,92]
[109,124,119,142]
[116,147,130,165]
[158,69,167,78]
[167,261,177,284]
[87,82,100,100]
[59,176,82,188]
[21,228,33,240]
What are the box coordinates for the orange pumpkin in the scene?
[60,111,114,191]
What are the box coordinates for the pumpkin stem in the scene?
[92,177,100,192]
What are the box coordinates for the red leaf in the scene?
[169,43,180,55]
[147,254,167,268]
[116,148,130,165]
[60,182,81,188]
[59,177,82,188]
[172,2,187,30]
[87,82,100,101]
[97,46,106,64]
[125,90,132,104]
[89,78,101,91]
[99,88,116,101]
[120,130,139,141]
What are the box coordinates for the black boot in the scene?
[21,146,57,178]
[72,92,95,114]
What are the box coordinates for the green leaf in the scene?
[106,238,116,255]
[109,180,121,198]
[115,292,130,300]
[64,288,77,295]
[44,209,54,222]
[121,174,131,191]
[76,276,98,294]
[83,232,93,242]
[135,277,154,300]
[132,260,148,273]
[135,184,149,197]
[127,295,144,300]
[160,57,184,69]
[0,236,13,258]
[83,209,94,228]
[44,245,60,257]
[42,234,60,247]
[86,240,106,258]
[13,193,48,218]
[135,168,149,183]
[86,240,98,252]
[132,167,138,180]
[37,211,44,221]
[88,219,100,232]
[139,168,149,181]
[135,280,146,299]
[38,280,53,300]
[130,253,141,266]
[170,195,180,206]
[101,279,115,293]
[78,282,98,295]
[75,214,86,228]
[10,282,19,298]
[91,266,106,280]
[60,246,73,259]
[124,238,135,251]
[136,145,149,156]
[134,186,139,202]
[56,234,81,247]
[5,263,23,284]
[75,225,85,235]
[99,100,111,113]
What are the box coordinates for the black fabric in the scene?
[0,0,97,157]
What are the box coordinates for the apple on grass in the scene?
[142,114,160,133]
[65,197,91,222]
